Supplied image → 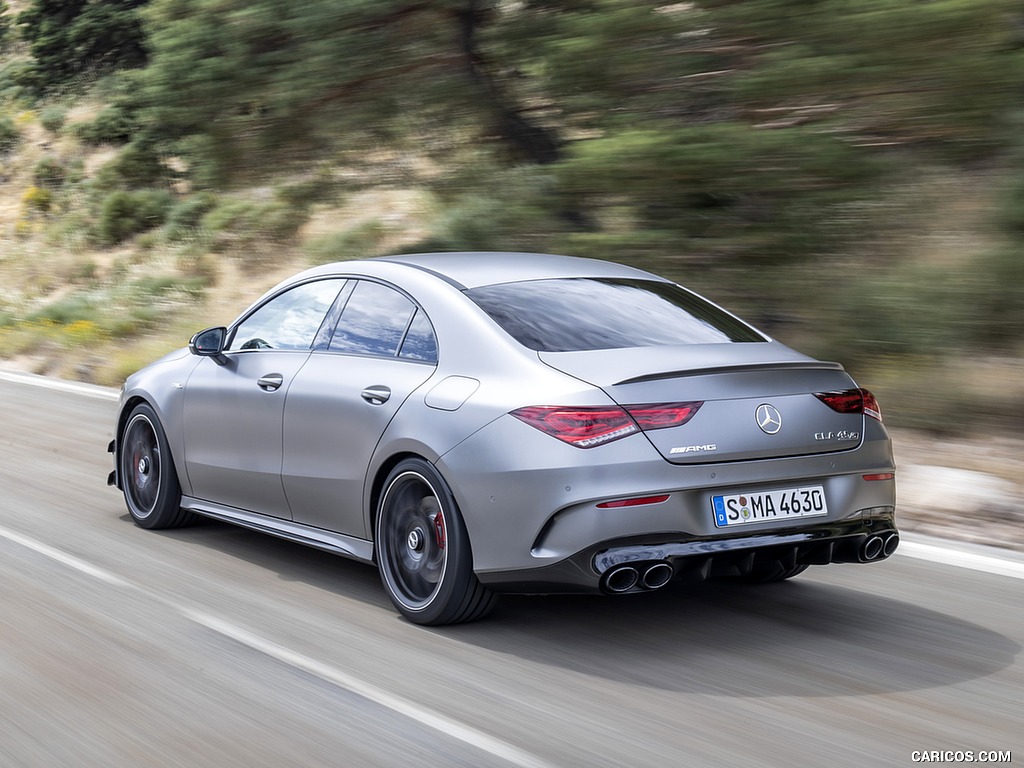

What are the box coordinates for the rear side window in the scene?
[465,278,765,352]
[330,281,415,357]
[327,280,438,363]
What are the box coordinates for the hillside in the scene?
[0,0,1022,436]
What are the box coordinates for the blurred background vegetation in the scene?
[1,0,1022,434]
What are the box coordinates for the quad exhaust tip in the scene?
[605,566,640,593]
[641,562,674,590]
[603,562,674,593]
[883,532,900,557]
[859,532,899,562]
[861,535,883,562]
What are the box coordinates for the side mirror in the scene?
[189,326,229,365]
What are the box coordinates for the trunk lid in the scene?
[539,343,864,463]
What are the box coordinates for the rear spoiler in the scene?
[615,360,845,386]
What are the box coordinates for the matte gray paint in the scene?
[114,252,897,592]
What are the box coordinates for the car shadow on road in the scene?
[439,577,1021,699]
[141,517,1019,699]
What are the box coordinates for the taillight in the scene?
[814,388,883,422]
[511,402,703,448]
[625,402,703,430]
[511,406,638,448]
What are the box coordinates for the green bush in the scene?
[275,172,339,211]
[0,116,19,152]
[0,2,9,48]
[201,198,307,252]
[111,143,165,187]
[98,189,174,244]
[164,192,218,241]
[27,294,99,326]
[39,105,67,133]
[33,156,67,188]
[75,105,137,145]
[304,220,385,265]
[0,60,40,100]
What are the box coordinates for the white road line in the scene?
[0,524,555,768]
[180,607,555,768]
[0,524,131,587]
[898,539,1024,581]
[0,370,119,401]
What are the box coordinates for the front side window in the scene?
[466,278,766,352]
[229,279,346,351]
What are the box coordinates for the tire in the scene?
[375,458,496,626]
[738,562,810,584]
[120,403,195,530]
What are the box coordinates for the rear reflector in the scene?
[597,495,671,509]
[511,402,703,448]
[814,388,883,422]
[862,473,894,481]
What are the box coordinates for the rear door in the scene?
[282,280,438,537]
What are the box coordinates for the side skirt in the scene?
[180,496,375,563]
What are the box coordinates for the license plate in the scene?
[712,485,827,528]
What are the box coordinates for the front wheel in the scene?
[120,403,195,530]
[375,459,495,625]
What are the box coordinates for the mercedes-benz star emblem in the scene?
[756,403,783,435]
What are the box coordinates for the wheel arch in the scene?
[116,394,191,495]
[367,451,430,561]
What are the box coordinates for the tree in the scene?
[17,0,150,87]
[135,0,1024,269]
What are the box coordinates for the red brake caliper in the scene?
[433,511,446,549]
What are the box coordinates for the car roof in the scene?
[372,252,663,290]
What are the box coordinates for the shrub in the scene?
[304,220,385,265]
[39,105,67,133]
[201,198,307,252]
[28,294,99,326]
[22,185,53,214]
[276,172,339,210]
[164,192,218,241]
[0,116,18,152]
[75,105,137,145]
[98,189,174,244]
[0,60,41,100]
[112,143,165,187]
[33,156,67,188]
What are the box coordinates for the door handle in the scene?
[257,373,284,391]
[361,385,391,405]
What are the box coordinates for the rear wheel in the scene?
[120,403,195,530]
[376,459,495,625]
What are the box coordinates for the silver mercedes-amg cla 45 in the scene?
[108,252,897,625]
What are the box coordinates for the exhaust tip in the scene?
[604,566,639,593]
[641,562,674,590]
[861,535,883,562]
[882,532,900,557]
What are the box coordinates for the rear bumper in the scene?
[478,511,898,594]
[437,411,896,577]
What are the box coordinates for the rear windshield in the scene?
[465,278,765,352]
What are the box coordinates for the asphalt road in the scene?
[0,373,1020,768]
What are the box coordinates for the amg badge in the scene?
[670,444,718,454]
